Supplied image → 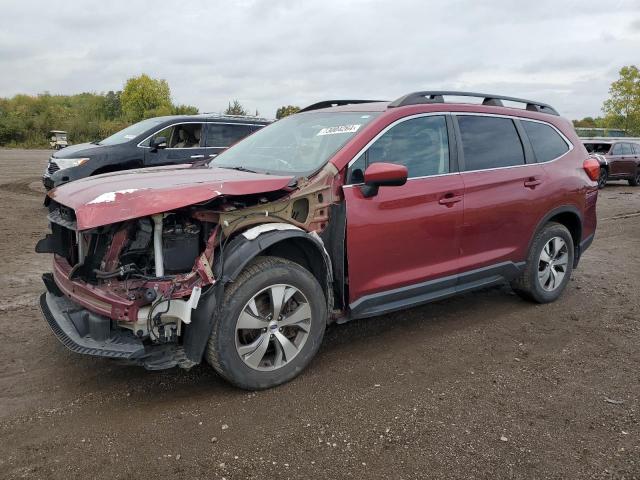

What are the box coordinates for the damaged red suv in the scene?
[38,91,599,389]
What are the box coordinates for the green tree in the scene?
[0,75,199,148]
[172,104,199,115]
[120,74,172,122]
[275,105,300,119]
[602,65,640,135]
[224,99,248,116]
[104,90,122,120]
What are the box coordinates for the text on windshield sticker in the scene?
[317,124,361,136]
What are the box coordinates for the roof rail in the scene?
[199,112,272,122]
[388,91,559,116]
[299,99,387,113]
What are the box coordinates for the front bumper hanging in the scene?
[39,289,145,360]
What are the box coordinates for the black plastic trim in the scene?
[183,285,217,363]
[348,261,525,320]
[40,293,144,359]
[575,232,595,268]
[527,205,583,264]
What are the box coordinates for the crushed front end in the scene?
[37,202,220,369]
[36,165,335,371]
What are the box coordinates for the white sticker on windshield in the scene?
[317,124,361,136]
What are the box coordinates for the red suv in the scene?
[37,91,599,389]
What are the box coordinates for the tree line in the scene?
[1,66,638,148]
[573,65,640,135]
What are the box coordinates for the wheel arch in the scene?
[529,206,583,267]
[217,224,334,315]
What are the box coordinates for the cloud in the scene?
[0,0,638,118]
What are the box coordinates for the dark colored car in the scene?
[37,91,599,390]
[42,114,270,190]
[582,140,640,188]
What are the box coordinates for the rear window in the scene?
[458,116,525,171]
[205,124,256,148]
[522,121,569,162]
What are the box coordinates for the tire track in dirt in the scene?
[0,177,46,197]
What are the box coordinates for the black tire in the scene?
[598,167,608,189]
[206,256,327,390]
[511,222,574,304]
[628,169,640,187]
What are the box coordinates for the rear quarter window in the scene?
[522,121,570,162]
[457,116,525,171]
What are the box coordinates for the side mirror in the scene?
[150,136,167,151]
[360,162,408,198]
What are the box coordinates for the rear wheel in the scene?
[628,170,640,186]
[206,256,327,390]
[511,222,574,303]
[598,167,608,189]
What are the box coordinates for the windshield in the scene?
[211,111,380,176]
[98,117,167,146]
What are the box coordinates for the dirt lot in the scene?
[0,148,638,479]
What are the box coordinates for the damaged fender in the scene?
[182,223,334,365]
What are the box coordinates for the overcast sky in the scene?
[1,0,639,119]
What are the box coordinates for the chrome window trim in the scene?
[344,111,576,187]
[453,112,574,168]
[342,171,460,188]
[137,121,266,149]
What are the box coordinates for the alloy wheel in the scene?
[234,284,312,371]
[538,237,569,291]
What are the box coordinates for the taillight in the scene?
[583,157,600,181]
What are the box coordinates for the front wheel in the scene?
[511,222,574,303]
[628,170,640,187]
[206,256,327,390]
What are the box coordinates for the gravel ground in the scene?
[0,149,638,479]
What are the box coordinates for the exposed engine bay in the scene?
[37,172,335,369]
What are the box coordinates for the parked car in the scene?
[49,130,69,150]
[582,140,640,188]
[42,114,270,190]
[37,91,599,390]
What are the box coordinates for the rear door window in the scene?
[457,116,525,171]
[621,143,633,155]
[205,123,255,148]
[522,121,569,162]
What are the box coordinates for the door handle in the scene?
[524,177,542,188]
[190,155,205,159]
[438,193,463,206]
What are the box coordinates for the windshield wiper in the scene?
[90,140,101,145]
[220,166,261,174]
